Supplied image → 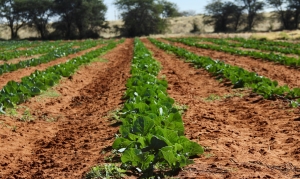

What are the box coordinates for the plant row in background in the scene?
[111,38,203,177]
[197,37,300,56]
[0,39,111,76]
[0,39,123,114]
[169,38,300,67]
[0,40,42,51]
[150,38,300,107]
[229,37,300,49]
[0,41,63,61]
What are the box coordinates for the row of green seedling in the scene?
[0,40,42,51]
[0,41,62,61]
[0,39,111,76]
[169,38,300,67]
[0,39,123,114]
[229,37,300,49]
[112,38,203,177]
[197,37,300,56]
[150,38,300,107]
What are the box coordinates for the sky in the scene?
[103,0,211,21]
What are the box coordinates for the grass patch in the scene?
[0,121,17,132]
[203,89,248,102]
[34,88,60,102]
[204,94,221,101]
[90,57,109,63]
[40,88,60,98]
[85,163,126,179]
[173,103,189,115]
[105,106,124,125]
[1,104,35,122]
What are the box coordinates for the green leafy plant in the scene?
[20,108,34,122]
[169,37,300,67]
[112,39,204,177]
[149,38,300,106]
[0,39,124,113]
[0,39,111,76]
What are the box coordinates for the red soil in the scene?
[142,39,300,178]
[0,39,133,178]
[0,38,299,179]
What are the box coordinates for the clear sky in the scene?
[103,0,210,21]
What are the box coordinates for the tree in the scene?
[180,10,197,17]
[267,0,292,29]
[114,0,177,37]
[22,0,53,39]
[158,0,181,18]
[0,0,28,39]
[52,0,107,39]
[205,0,244,32]
[236,0,265,31]
[287,0,300,29]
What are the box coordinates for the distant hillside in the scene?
[0,13,291,40]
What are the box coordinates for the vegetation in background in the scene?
[236,0,265,31]
[22,0,53,39]
[0,0,28,39]
[204,0,244,32]
[205,0,300,32]
[0,0,107,40]
[267,0,300,30]
[52,0,107,39]
[114,0,180,37]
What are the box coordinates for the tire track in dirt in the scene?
[142,39,300,178]
[0,44,105,89]
[0,39,134,178]
[160,39,300,89]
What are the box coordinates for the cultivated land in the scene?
[0,37,299,178]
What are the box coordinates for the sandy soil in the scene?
[161,39,300,89]
[0,39,133,178]
[142,39,300,178]
[0,38,299,179]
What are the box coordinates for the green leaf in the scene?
[30,87,41,96]
[182,141,204,156]
[3,98,14,109]
[112,137,135,150]
[150,135,168,150]
[121,148,142,166]
[165,112,184,135]
[154,127,179,145]
[132,116,155,136]
[160,146,178,167]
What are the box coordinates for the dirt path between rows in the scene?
[142,39,300,178]
[0,39,133,178]
[160,39,300,89]
[0,44,105,89]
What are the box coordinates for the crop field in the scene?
[0,37,299,178]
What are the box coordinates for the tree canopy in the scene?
[236,0,265,31]
[0,0,28,39]
[0,0,107,39]
[205,0,244,32]
[114,0,180,37]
